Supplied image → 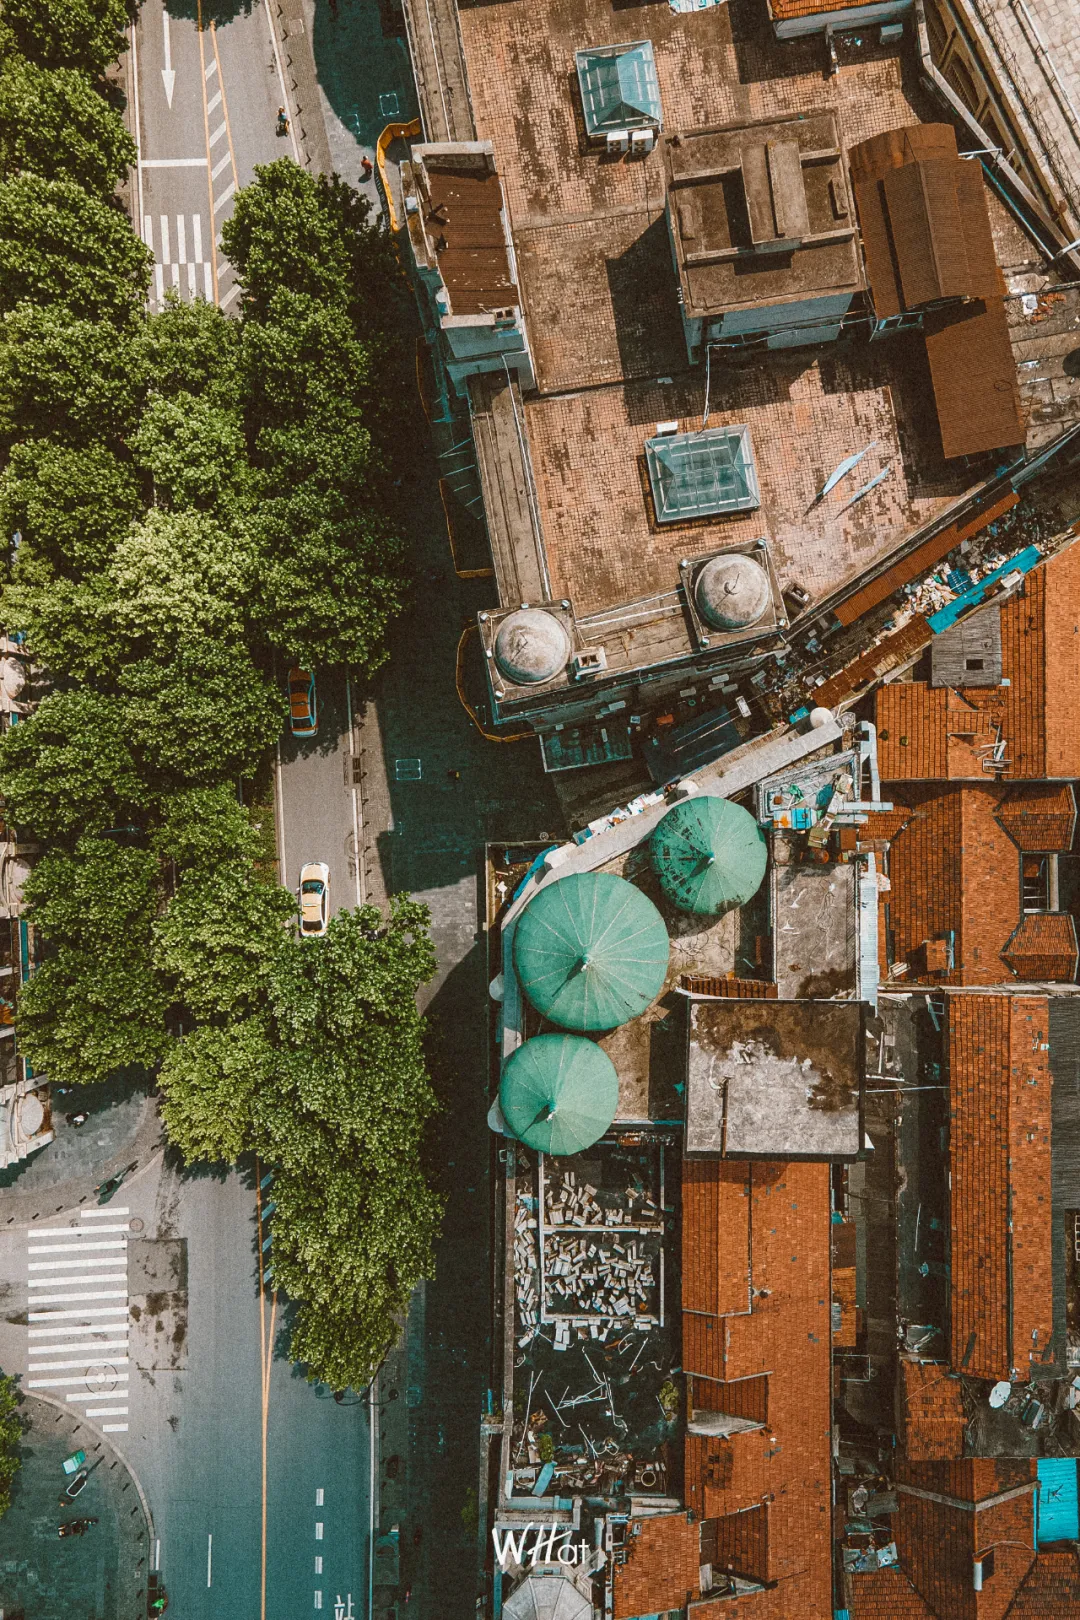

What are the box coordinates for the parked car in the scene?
[288,668,317,737]
[298,863,330,937]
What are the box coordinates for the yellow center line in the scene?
[194,0,220,303]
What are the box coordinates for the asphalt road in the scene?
[131,0,297,313]
[278,672,368,913]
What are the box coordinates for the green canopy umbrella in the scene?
[650,795,767,916]
[512,871,669,1031]
[499,1035,618,1156]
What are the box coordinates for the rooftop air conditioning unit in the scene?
[631,128,655,156]
[572,647,607,680]
[606,130,630,155]
[655,420,679,437]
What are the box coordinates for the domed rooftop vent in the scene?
[694,553,771,632]
[494,609,570,685]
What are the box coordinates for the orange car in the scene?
[288,667,317,737]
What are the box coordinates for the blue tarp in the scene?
[926,545,1042,634]
[1038,1457,1079,1544]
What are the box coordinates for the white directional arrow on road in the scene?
[161,8,175,106]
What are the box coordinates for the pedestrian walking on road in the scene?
[361,156,373,181]
[276,106,290,137]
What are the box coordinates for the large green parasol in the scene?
[512,871,669,1030]
[499,1034,619,1156]
[650,794,767,916]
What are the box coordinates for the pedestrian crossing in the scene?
[24,1208,131,1433]
[142,213,238,314]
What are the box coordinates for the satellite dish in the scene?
[989,1381,1012,1409]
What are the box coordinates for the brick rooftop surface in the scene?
[848,1567,937,1620]
[454,0,993,614]
[882,782,1078,985]
[1007,1549,1080,1618]
[946,995,1053,1383]
[897,1361,967,1462]
[892,1460,1038,1620]
[611,1510,698,1618]
[876,538,1080,781]
[681,1159,833,1618]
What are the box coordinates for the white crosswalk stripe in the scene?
[22,1214,132,1431]
[144,213,218,313]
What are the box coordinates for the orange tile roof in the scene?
[611,1511,699,1619]
[849,1567,937,1620]
[884,785,1020,984]
[892,1461,1038,1620]
[1007,1549,1080,1617]
[683,1159,751,1318]
[875,539,1080,781]
[996,783,1077,850]
[947,994,1053,1382]
[897,1361,967,1461]
[1002,913,1079,981]
[681,1159,833,1619]
[768,0,898,19]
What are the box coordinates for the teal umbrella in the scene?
[650,795,767,916]
[513,872,669,1031]
[499,1035,618,1156]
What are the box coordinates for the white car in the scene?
[298,862,330,937]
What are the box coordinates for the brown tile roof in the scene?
[707,1502,769,1584]
[1007,1549,1080,1618]
[849,1567,938,1620]
[887,1461,1038,1620]
[876,539,1080,781]
[768,0,887,18]
[897,1361,967,1461]
[811,617,934,712]
[681,1160,833,1619]
[884,785,1021,985]
[996,783,1077,851]
[947,994,1053,1382]
[924,300,1025,460]
[1002,913,1079,982]
[611,1510,699,1618]
[682,1159,751,1318]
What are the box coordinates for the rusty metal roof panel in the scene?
[924,299,1025,459]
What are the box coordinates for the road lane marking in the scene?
[262,0,301,162]
[102,1424,128,1433]
[314,1596,322,1612]
[30,1322,128,1336]
[29,1341,128,1359]
[81,1208,129,1218]
[315,1556,323,1573]
[86,1407,129,1417]
[207,90,222,113]
[143,213,153,245]
[211,152,231,181]
[204,262,213,299]
[139,158,209,167]
[29,1290,127,1304]
[207,1533,213,1588]
[187,263,196,296]
[192,213,203,262]
[208,121,227,147]
[31,1373,130,1389]
[30,1307,129,1322]
[155,264,165,303]
[205,56,217,78]
[160,213,170,263]
[196,0,221,305]
[315,1488,324,1505]
[28,1356,130,1372]
[214,181,235,212]
[29,1275,126,1288]
[220,283,239,309]
[315,1522,324,1540]
[28,1240,126,1253]
[161,7,176,106]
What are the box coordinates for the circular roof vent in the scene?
[695,554,771,632]
[493,609,570,685]
[18,1093,44,1136]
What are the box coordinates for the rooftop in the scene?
[947,994,1055,1383]
[403,144,516,315]
[685,995,864,1159]
[663,109,862,320]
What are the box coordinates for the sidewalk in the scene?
[0,1392,153,1620]
[0,1078,164,1228]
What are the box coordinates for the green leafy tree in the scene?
[120,640,285,786]
[152,785,263,873]
[130,393,248,512]
[0,304,140,442]
[0,438,141,574]
[222,160,355,315]
[16,837,168,1087]
[0,688,147,839]
[153,864,293,1022]
[0,60,136,193]
[134,294,242,410]
[1,563,119,683]
[240,288,371,428]
[0,1373,21,1519]
[110,508,253,649]
[158,1018,275,1163]
[0,175,151,323]
[2,0,129,77]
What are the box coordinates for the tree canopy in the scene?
[0,176,152,322]
[0,59,136,193]
[2,0,129,77]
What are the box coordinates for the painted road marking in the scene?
[315,1523,324,1540]
[30,1373,129,1389]
[209,121,227,147]
[139,158,209,168]
[81,1208,129,1218]
[315,1556,323,1573]
[28,1357,130,1373]
[29,1290,127,1304]
[205,56,218,79]
[24,1225,131,1431]
[29,1306,129,1322]
[213,181,235,212]
[143,214,215,310]
[208,1534,213,1588]
[28,1239,127,1253]
[211,151,231,181]
[207,90,222,114]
